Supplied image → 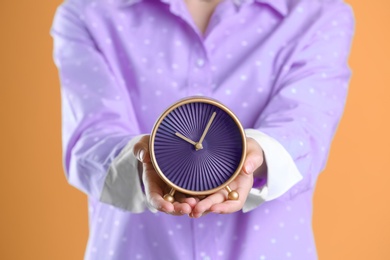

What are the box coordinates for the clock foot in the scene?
[163,188,176,203]
[225,185,239,200]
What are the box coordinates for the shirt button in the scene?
[196,58,205,68]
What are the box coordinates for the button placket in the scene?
[188,48,210,95]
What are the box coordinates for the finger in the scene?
[172,201,192,215]
[177,196,199,209]
[210,174,253,214]
[208,192,243,214]
[243,138,264,175]
[144,176,171,212]
[133,135,151,163]
[192,192,226,218]
[210,200,243,214]
[148,190,175,213]
[143,168,174,213]
[210,193,245,214]
[170,192,192,215]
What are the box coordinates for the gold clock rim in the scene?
[149,96,247,196]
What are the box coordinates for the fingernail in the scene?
[164,209,173,214]
[138,149,145,161]
[245,162,254,174]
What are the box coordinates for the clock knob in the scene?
[226,185,239,200]
[163,194,175,203]
[163,188,176,203]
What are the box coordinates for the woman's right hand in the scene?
[133,135,197,216]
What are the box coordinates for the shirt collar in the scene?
[252,0,288,16]
[115,0,288,17]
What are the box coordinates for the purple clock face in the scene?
[153,101,244,192]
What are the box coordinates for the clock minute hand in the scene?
[175,132,197,145]
[196,112,217,151]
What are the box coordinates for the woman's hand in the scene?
[133,135,198,216]
[190,137,265,218]
[133,136,265,217]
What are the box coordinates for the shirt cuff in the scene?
[100,135,148,213]
[242,129,303,213]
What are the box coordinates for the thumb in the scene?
[133,135,151,163]
[243,161,255,175]
[243,138,264,175]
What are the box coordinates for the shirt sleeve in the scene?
[249,2,355,202]
[50,0,144,209]
[242,129,303,212]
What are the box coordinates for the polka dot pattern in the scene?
[50,0,354,259]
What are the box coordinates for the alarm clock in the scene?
[149,97,246,202]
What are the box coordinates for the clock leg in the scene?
[163,188,176,203]
[225,185,239,200]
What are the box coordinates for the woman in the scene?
[50,0,354,259]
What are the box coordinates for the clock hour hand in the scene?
[175,132,197,145]
[196,112,216,151]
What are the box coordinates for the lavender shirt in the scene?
[50,0,354,259]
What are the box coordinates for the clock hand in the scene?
[175,132,197,145]
[196,112,216,151]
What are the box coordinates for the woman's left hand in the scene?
[190,137,265,218]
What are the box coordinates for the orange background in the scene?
[1,0,389,259]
